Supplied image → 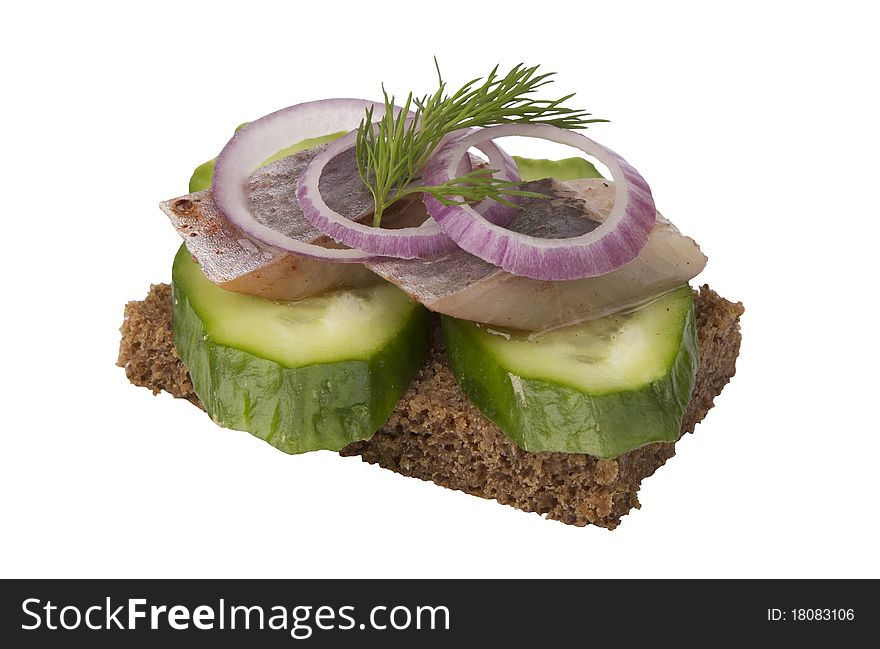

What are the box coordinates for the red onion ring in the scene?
[296,129,521,258]
[421,124,656,280]
[467,138,523,226]
[213,98,399,263]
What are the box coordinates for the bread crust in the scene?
[118,284,742,528]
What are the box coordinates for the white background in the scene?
[1,1,877,579]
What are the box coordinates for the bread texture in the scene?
[118,284,742,528]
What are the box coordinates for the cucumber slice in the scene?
[441,287,699,458]
[172,245,428,453]
[512,156,602,182]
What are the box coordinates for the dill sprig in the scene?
[412,168,547,208]
[355,61,606,227]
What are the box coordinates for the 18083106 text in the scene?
[767,609,855,622]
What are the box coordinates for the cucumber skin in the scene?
[440,297,700,459]
[172,282,428,454]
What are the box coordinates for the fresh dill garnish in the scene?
[355,61,606,227]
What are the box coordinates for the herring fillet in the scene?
[159,147,378,301]
[367,178,707,331]
[161,147,706,329]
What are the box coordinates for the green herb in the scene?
[355,61,606,227]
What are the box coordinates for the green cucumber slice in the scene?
[512,156,602,182]
[172,245,428,453]
[441,287,699,458]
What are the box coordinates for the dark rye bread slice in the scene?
[118,284,743,529]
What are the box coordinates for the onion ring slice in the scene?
[213,98,399,263]
[296,129,521,258]
[421,124,656,280]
